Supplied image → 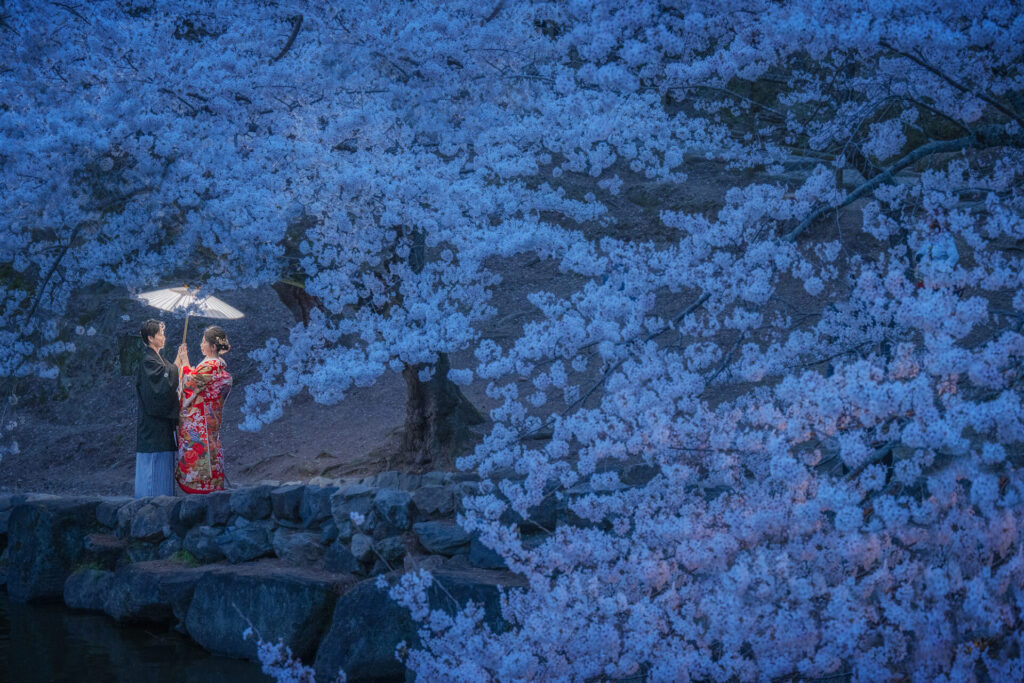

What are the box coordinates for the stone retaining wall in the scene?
[0,471,540,681]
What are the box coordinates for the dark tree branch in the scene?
[270,14,303,64]
[843,143,882,182]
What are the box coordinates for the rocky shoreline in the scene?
[0,472,536,681]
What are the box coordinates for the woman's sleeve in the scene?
[196,361,222,402]
[180,363,210,407]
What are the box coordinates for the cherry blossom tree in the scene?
[379,1,1024,680]
[3,0,1023,679]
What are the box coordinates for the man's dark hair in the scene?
[140,319,165,345]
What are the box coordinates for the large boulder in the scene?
[420,471,449,487]
[413,521,472,556]
[375,536,407,568]
[185,561,354,661]
[314,569,525,681]
[218,522,274,564]
[230,485,274,520]
[300,486,336,527]
[469,535,508,570]
[323,542,361,575]
[371,489,413,538]
[103,560,214,626]
[183,525,226,563]
[270,484,305,522]
[411,485,457,519]
[125,541,159,564]
[272,529,325,566]
[83,533,128,569]
[350,534,374,564]
[500,495,558,531]
[205,491,233,525]
[158,536,183,559]
[6,498,103,602]
[332,519,354,544]
[177,496,208,527]
[64,568,116,612]
[321,520,340,543]
[330,485,376,527]
[95,497,132,529]
[115,499,149,537]
[129,496,182,541]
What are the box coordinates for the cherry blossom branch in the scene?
[515,292,710,441]
[879,40,1024,129]
[784,125,1023,242]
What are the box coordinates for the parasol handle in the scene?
[182,314,190,346]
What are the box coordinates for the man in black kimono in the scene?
[135,319,188,497]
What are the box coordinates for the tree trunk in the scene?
[401,352,484,466]
[273,227,486,467]
[271,280,324,325]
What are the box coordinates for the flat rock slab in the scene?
[83,533,128,569]
[6,498,103,602]
[413,521,471,556]
[185,559,355,662]
[314,568,526,681]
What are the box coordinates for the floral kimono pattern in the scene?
[175,358,232,494]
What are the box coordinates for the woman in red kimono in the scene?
[175,326,233,494]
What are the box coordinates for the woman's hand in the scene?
[174,343,190,370]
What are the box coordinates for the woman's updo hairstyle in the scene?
[203,326,231,355]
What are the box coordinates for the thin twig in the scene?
[50,1,90,24]
[270,14,303,64]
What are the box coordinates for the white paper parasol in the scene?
[135,286,244,344]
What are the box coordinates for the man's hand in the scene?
[174,343,190,370]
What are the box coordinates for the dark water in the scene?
[0,593,268,683]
